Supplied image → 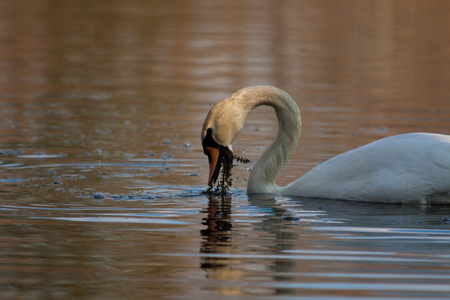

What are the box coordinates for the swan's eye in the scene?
[202,128,220,156]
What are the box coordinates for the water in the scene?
[1,0,450,299]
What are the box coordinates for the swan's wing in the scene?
[283,133,450,203]
[430,146,450,171]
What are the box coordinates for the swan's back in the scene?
[283,133,450,204]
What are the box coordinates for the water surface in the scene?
[1,0,450,299]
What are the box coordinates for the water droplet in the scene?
[92,192,106,199]
[282,209,300,221]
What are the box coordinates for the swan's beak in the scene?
[205,146,233,187]
[202,127,233,187]
[206,146,220,187]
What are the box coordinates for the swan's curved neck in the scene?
[245,87,302,194]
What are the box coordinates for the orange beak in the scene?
[206,146,220,187]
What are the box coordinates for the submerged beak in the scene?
[206,146,220,187]
[205,146,233,187]
[202,128,233,187]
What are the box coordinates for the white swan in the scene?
[201,86,450,204]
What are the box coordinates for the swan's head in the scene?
[201,86,302,193]
[201,95,249,187]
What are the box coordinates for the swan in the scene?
[201,86,450,204]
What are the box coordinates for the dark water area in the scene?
[1,0,450,299]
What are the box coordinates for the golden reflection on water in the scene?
[2,0,449,185]
[1,0,450,299]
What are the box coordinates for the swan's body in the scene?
[201,86,450,204]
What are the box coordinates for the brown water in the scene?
[1,0,450,299]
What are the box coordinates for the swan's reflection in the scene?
[199,194,301,295]
[198,192,450,297]
[199,195,233,271]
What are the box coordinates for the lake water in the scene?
[1,0,450,299]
